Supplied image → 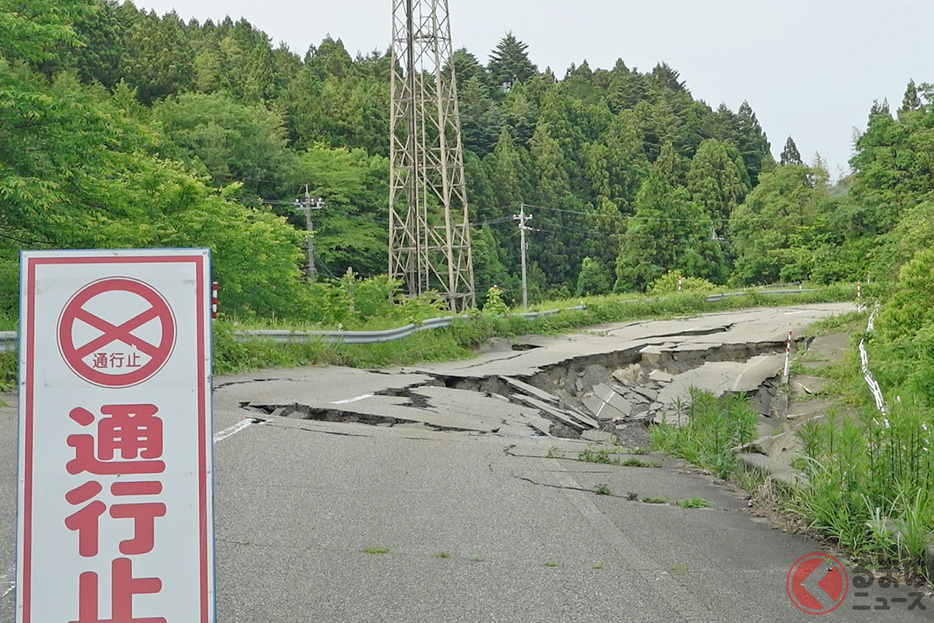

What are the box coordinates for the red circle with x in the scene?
[58,278,176,387]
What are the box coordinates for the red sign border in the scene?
[20,253,212,623]
[57,276,178,388]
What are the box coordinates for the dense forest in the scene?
[2,0,933,324]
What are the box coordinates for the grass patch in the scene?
[363,547,391,555]
[578,446,622,464]
[651,391,758,480]
[806,310,868,336]
[594,484,611,495]
[578,446,660,467]
[678,497,710,509]
[436,551,452,559]
[641,496,668,504]
[0,351,15,393]
[543,561,559,568]
[620,457,661,468]
[669,564,691,573]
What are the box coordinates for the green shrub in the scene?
[648,271,717,296]
[482,285,509,315]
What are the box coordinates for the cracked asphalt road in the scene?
[1,304,930,622]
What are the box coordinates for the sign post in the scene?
[16,249,215,623]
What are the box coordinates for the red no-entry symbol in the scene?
[58,278,176,387]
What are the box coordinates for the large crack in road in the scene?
[219,305,855,455]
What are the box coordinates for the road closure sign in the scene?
[16,249,215,623]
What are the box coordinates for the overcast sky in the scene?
[135,0,931,178]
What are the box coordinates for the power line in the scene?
[523,202,730,223]
[0,229,52,247]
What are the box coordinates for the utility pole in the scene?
[513,203,531,308]
[299,185,323,282]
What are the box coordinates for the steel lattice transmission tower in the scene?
[389,0,475,311]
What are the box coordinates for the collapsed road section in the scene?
[220,303,856,446]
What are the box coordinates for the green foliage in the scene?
[0,352,15,392]
[0,0,87,65]
[576,257,612,296]
[876,247,934,343]
[779,136,803,166]
[152,92,296,198]
[482,286,509,316]
[121,8,195,104]
[488,32,537,92]
[869,200,934,286]
[615,172,727,292]
[870,248,934,405]
[0,56,310,321]
[648,271,716,296]
[651,391,757,480]
[292,145,389,278]
[687,138,749,226]
[729,165,825,285]
[8,4,807,305]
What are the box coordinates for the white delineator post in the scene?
[783,330,793,384]
[212,282,218,320]
[857,282,862,302]
[677,277,683,292]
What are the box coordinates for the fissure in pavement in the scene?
[241,335,802,442]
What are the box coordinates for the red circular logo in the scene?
[787,553,849,615]
[58,278,176,388]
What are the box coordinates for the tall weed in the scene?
[651,390,757,479]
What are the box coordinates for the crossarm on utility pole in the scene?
[300,185,324,282]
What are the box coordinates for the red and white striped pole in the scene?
[857,282,862,301]
[212,281,218,320]
[783,330,793,384]
[678,277,683,292]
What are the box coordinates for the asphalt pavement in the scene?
[2,303,930,622]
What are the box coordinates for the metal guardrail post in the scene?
[0,331,17,353]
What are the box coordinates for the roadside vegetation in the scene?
[786,256,934,580]
[652,290,934,581]
[651,391,758,480]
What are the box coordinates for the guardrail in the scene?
[0,331,15,353]
[232,306,587,345]
[706,288,816,302]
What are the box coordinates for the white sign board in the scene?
[16,249,215,623]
